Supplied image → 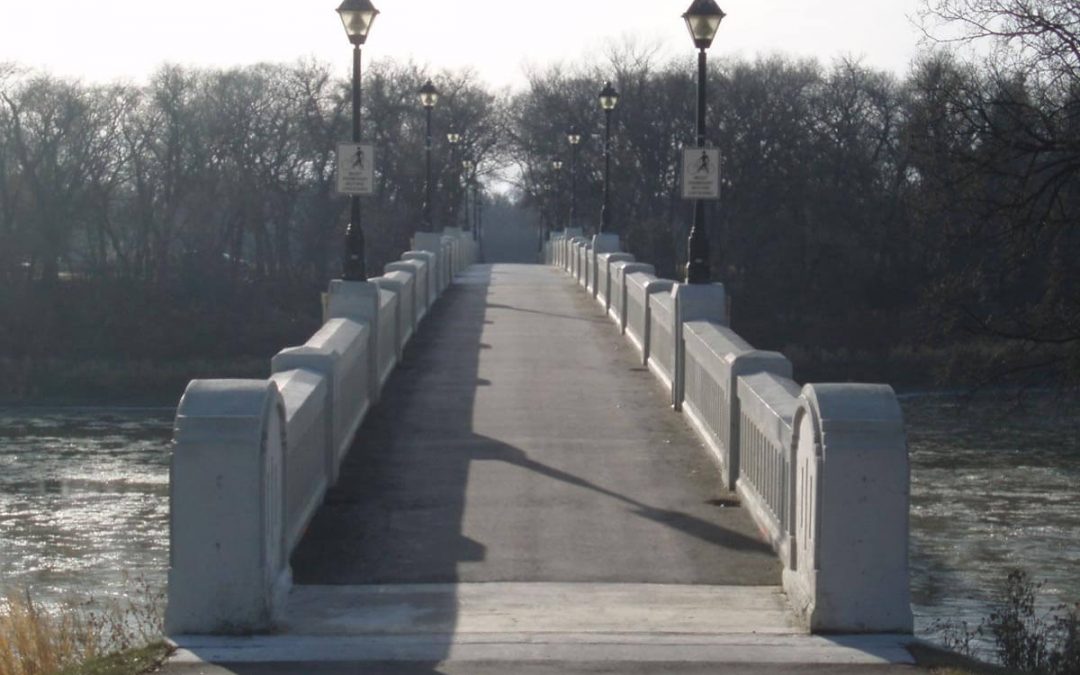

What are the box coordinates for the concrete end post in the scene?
[784,383,913,634]
[166,379,290,635]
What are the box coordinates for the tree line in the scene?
[1,0,1077,393]
[0,59,504,288]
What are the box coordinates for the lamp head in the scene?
[682,0,725,49]
[336,0,379,45]
[598,81,619,111]
[419,80,439,108]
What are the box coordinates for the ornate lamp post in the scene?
[336,0,379,280]
[682,0,724,284]
[567,127,582,233]
[447,131,461,230]
[419,79,439,231]
[598,81,619,234]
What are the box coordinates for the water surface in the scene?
[0,407,172,604]
[1,395,1078,645]
[905,391,1080,639]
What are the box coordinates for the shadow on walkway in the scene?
[185,265,781,674]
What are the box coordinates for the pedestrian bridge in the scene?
[163,229,916,671]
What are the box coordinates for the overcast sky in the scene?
[1,0,928,88]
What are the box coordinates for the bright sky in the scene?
[1,0,927,89]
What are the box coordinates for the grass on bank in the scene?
[56,642,172,675]
[0,581,168,675]
[930,570,1080,675]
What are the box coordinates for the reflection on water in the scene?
[904,391,1080,640]
[0,408,172,605]
[0,395,1078,644]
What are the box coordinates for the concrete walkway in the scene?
[291,264,779,586]
[167,265,921,673]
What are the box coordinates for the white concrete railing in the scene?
[374,288,398,388]
[736,370,799,558]
[647,286,677,390]
[402,250,438,314]
[167,233,473,635]
[267,367,329,554]
[548,232,913,635]
[273,318,370,484]
[596,252,635,310]
[610,261,655,334]
[624,271,656,360]
[385,260,427,325]
[590,234,621,298]
[375,270,417,350]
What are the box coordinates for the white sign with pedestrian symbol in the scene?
[337,143,375,196]
[681,147,720,200]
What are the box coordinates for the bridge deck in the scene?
[291,264,779,586]
[167,264,923,671]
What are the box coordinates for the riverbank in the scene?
[0,277,322,406]
[1,343,1067,407]
[0,356,270,407]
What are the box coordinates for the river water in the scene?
[1,394,1078,644]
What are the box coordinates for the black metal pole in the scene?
[570,144,578,232]
[423,106,433,230]
[473,182,479,238]
[448,144,457,231]
[601,108,612,234]
[343,44,366,281]
[462,172,470,234]
[686,47,710,284]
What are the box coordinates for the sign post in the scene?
[337,143,375,196]
[681,147,720,200]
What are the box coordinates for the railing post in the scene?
[673,283,726,411]
[166,380,290,635]
[785,383,912,633]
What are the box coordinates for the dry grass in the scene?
[0,579,164,675]
[0,590,99,675]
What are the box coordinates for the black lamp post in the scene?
[567,127,581,232]
[598,82,619,234]
[419,79,439,231]
[546,159,564,249]
[336,0,379,280]
[682,0,724,284]
[447,131,461,230]
[462,159,476,240]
